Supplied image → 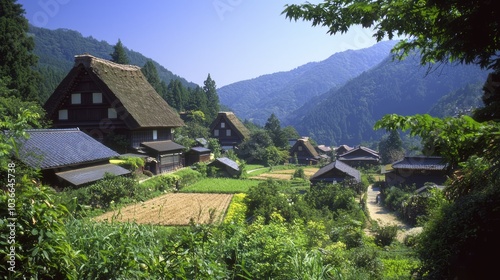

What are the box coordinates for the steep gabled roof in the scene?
[17,128,119,169]
[310,160,361,182]
[291,138,320,158]
[209,112,250,140]
[391,156,448,170]
[44,54,184,129]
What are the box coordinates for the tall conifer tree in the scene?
[110,39,129,64]
[0,0,40,101]
[203,74,220,121]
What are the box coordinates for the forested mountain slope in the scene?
[286,54,489,146]
[29,25,197,102]
[217,40,398,125]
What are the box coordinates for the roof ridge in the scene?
[25,128,80,133]
[74,54,141,71]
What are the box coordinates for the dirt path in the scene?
[366,185,422,242]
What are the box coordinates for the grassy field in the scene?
[180,178,261,193]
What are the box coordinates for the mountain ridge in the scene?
[217,40,399,125]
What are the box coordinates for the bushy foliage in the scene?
[0,176,82,279]
[374,224,399,247]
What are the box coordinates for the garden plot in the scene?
[94,193,233,226]
[251,167,319,180]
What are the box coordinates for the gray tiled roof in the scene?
[140,140,185,152]
[212,157,240,172]
[392,156,448,170]
[311,160,361,182]
[55,163,130,186]
[190,147,211,153]
[18,128,119,169]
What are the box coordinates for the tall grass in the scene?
[180,178,260,193]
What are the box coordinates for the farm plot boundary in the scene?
[94,193,233,226]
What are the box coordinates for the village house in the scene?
[139,140,185,174]
[289,138,321,165]
[309,160,361,185]
[43,54,185,153]
[207,157,241,178]
[184,147,212,167]
[383,156,450,188]
[16,128,130,188]
[337,145,380,167]
[209,112,250,151]
[334,144,353,157]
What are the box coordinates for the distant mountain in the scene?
[29,25,198,102]
[217,40,399,125]
[286,53,489,146]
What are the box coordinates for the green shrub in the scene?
[374,224,399,247]
[293,167,306,180]
[143,170,153,177]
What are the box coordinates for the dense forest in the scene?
[286,53,488,146]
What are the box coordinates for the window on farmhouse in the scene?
[153,130,158,140]
[226,129,231,136]
[214,129,219,137]
[108,108,117,119]
[58,109,68,120]
[93,92,102,104]
[298,146,303,151]
[71,93,81,104]
[221,122,225,128]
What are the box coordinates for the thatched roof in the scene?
[291,138,320,158]
[44,54,184,129]
[209,112,250,140]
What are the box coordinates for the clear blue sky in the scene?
[18,0,379,87]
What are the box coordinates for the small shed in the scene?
[208,157,240,177]
[140,140,185,174]
[310,160,361,185]
[185,147,211,166]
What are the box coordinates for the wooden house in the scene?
[310,160,361,185]
[383,156,449,188]
[208,157,241,177]
[289,138,320,165]
[43,54,185,152]
[209,112,250,150]
[185,147,212,166]
[16,128,130,187]
[337,146,380,167]
[335,144,353,156]
[140,140,185,174]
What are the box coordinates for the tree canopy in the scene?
[283,0,500,71]
[0,0,40,100]
[110,39,130,64]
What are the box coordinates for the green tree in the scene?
[0,0,40,101]
[110,39,129,64]
[236,130,273,163]
[264,113,289,148]
[141,60,162,94]
[166,79,188,111]
[203,74,220,121]
[378,129,405,164]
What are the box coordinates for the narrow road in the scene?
[366,184,422,242]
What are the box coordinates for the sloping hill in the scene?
[286,54,489,146]
[217,40,399,125]
[29,25,197,102]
